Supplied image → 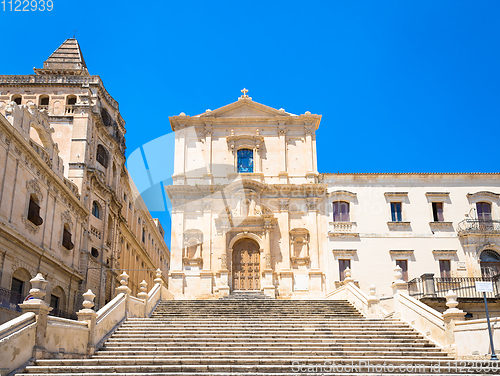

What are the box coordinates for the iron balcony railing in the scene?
[0,287,76,319]
[457,219,500,235]
[408,274,500,299]
[0,287,23,312]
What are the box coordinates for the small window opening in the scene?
[432,202,444,222]
[28,195,43,226]
[390,202,402,222]
[396,259,408,281]
[62,224,74,250]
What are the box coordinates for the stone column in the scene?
[305,126,314,173]
[204,126,213,184]
[19,273,52,358]
[278,125,288,183]
[169,199,185,296]
[254,145,261,173]
[262,224,276,298]
[174,129,186,178]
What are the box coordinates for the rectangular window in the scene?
[11,277,24,295]
[439,260,451,278]
[50,294,60,309]
[339,259,351,281]
[391,202,402,222]
[237,149,254,173]
[432,202,444,222]
[477,202,492,221]
[396,259,408,281]
[332,201,350,222]
[62,228,74,250]
[28,198,43,226]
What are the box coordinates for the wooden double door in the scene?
[232,239,260,290]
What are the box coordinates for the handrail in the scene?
[96,293,125,324]
[47,315,88,328]
[397,292,445,347]
[0,312,36,339]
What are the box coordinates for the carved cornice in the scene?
[61,210,73,230]
[26,179,43,202]
[467,191,500,202]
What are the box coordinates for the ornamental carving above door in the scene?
[232,239,260,290]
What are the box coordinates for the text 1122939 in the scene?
[2,0,53,11]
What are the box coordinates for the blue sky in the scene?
[1,1,499,245]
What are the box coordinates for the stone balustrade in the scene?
[0,270,172,375]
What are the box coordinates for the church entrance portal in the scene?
[232,239,260,290]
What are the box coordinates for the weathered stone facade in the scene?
[167,91,500,301]
[0,39,169,322]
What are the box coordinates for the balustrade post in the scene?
[442,290,466,356]
[367,284,381,319]
[137,280,148,317]
[343,267,354,285]
[391,266,407,319]
[18,273,51,358]
[115,271,131,316]
[77,289,97,355]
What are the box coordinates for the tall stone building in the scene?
[0,39,169,322]
[167,90,500,303]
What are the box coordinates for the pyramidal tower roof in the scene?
[34,38,89,76]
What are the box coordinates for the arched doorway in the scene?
[232,239,260,290]
[480,250,500,278]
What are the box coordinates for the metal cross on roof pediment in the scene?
[241,88,249,97]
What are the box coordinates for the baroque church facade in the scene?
[0,39,169,322]
[167,91,500,301]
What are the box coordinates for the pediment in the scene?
[199,99,291,119]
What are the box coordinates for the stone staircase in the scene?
[15,298,493,375]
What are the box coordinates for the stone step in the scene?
[14,373,497,376]
[100,339,434,349]
[112,328,420,335]
[118,321,405,326]
[91,349,449,357]
[15,298,459,376]
[20,360,492,375]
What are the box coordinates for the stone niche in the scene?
[183,229,203,270]
[290,228,310,269]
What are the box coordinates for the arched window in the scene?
[39,95,49,107]
[66,96,77,105]
[11,95,22,105]
[92,201,101,219]
[480,250,500,278]
[477,202,492,221]
[91,247,99,258]
[27,194,43,226]
[96,144,109,168]
[332,201,350,222]
[11,268,31,306]
[62,223,74,250]
[237,149,253,173]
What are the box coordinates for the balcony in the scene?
[457,219,500,236]
[328,222,359,237]
[408,274,500,299]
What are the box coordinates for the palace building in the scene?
[167,90,500,308]
[0,39,169,323]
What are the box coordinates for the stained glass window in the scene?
[237,149,253,173]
